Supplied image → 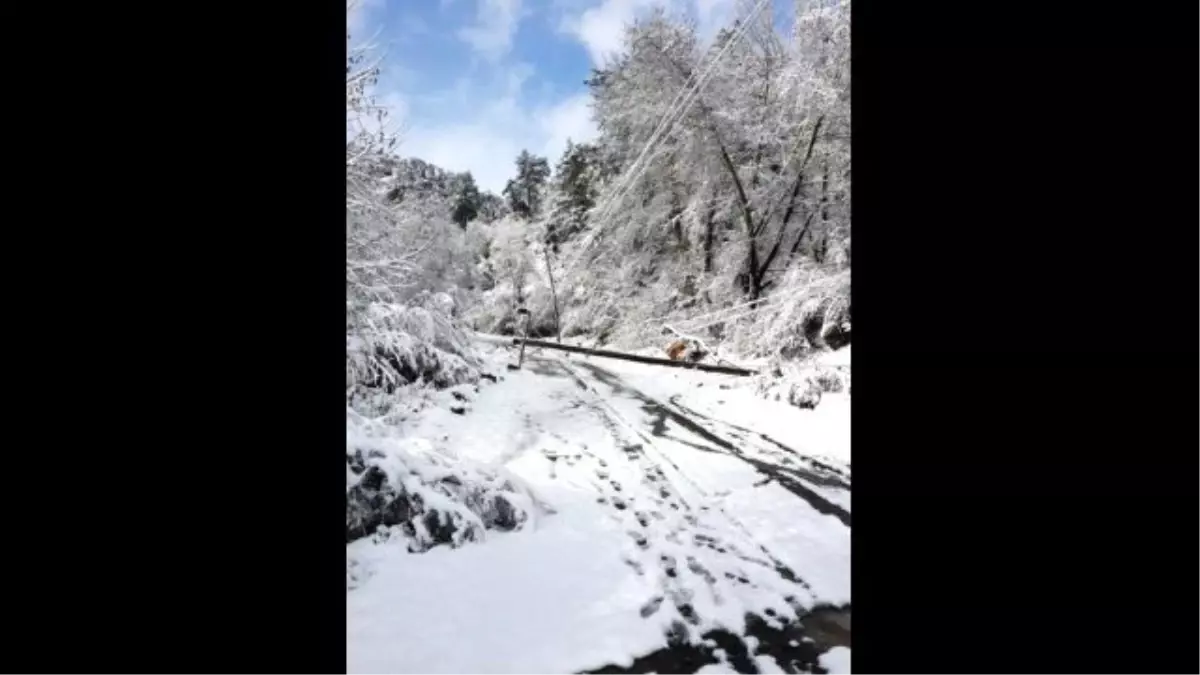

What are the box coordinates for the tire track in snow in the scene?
[549,362,816,605]
[513,355,849,673]
[665,396,851,489]
[568,360,851,528]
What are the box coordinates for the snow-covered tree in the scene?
[545,140,601,251]
[536,0,851,356]
[489,216,536,308]
[451,172,482,228]
[345,14,482,399]
[345,4,542,558]
[503,150,552,219]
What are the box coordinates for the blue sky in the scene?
[349,0,769,194]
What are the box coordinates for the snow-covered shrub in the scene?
[346,413,546,589]
[346,304,480,409]
[346,415,538,548]
[754,349,850,410]
[726,266,851,359]
[809,366,845,394]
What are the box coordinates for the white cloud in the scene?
[537,93,599,157]
[693,0,737,42]
[366,0,642,194]
[402,123,523,194]
[394,87,597,194]
[560,0,659,66]
[458,0,525,61]
[560,0,741,65]
[362,0,762,199]
[348,0,387,38]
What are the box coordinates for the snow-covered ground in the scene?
[347,343,850,674]
[585,346,851,469]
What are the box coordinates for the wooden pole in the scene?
[517,308,530,369]
[543,246,563,344]
[513,337,758,377]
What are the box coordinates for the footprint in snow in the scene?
[724,571,752,585]
[639,595,664,618]
[675,601,699,625]
[660,554,678,578]
[666,587,699,625]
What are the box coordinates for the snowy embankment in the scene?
[347,342,850,674]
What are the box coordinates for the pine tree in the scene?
[546,140,600,251]
[502,150,551,219]
[451,172,482,229]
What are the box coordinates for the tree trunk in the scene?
[703,199,717,273]
[746,242,763,301]
[670,190,685,249]
[751,117,826,297]
[715,143,763,301]
[820,162,830,224]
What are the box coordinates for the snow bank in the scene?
[819,646,851,673]
[817,344,851,367]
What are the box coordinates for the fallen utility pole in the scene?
[512,337,758,377]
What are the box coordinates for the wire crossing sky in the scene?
[350,0,795,193]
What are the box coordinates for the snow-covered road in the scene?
[348,347,851,674]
